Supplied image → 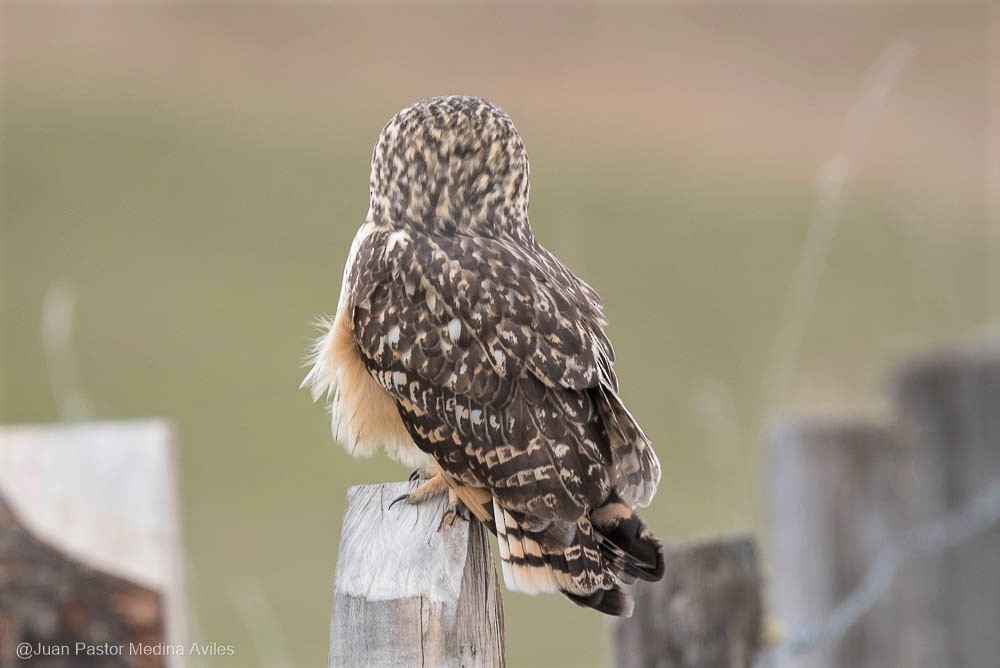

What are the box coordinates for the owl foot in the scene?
[388,475,469,530]
[388,472,448,510]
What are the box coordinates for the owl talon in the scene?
[409,466,437,481]
[437,487,471,530]
[438,506,460,530]
[393,472,449,511]
[437,501,471,530]
[389,493,411,510]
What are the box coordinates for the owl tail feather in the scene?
[492,496,664,617]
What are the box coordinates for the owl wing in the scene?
[347,225,659,514]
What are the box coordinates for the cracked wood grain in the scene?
[329,482,504,667]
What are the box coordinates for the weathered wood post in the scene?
[0,420,186,666]
[892,344,1000,668]
[767,418,906,668]
[766,342,1000,667]
[329,481,504,668]
[0,492,166,668]
[613,534,763,668]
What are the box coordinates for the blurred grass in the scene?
[1,6,992,667]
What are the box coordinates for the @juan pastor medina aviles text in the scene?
[15,641,235,660]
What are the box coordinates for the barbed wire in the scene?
[755,477,1000,667]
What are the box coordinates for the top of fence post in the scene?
[328,481,504,668]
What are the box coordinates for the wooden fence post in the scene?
[328,481,504,668]
[0,492,165,668]
[0,421,185,667]
[892,345,1000,668]
[767,418,905,668]
[766,343,1000,667]
[613,534,763,668]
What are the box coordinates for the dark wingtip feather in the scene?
[591,498,665,582]
[562,586,635,617]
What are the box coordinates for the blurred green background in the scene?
[2,3,993,667]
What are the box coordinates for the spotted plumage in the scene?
[305,95,663,615]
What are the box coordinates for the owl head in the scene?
[368,96,531,237]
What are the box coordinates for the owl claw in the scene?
[438,503,467,530]
[389,493,411,510]
[391,472,448,513]
[409,466,437,481]
[438,508,457,530]
[437,489,470,530]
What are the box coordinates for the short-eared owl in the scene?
[305,96,663,615]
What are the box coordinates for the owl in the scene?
[305,95,663,615]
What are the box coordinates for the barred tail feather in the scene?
[494,503,561,594]
[492,500,652,617]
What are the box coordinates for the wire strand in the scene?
[757,477,1000,667]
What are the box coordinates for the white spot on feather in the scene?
[448,318,461,342]
[491,348,507,373]
[386,229,408,252]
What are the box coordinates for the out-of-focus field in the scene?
[2,4,992,667]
